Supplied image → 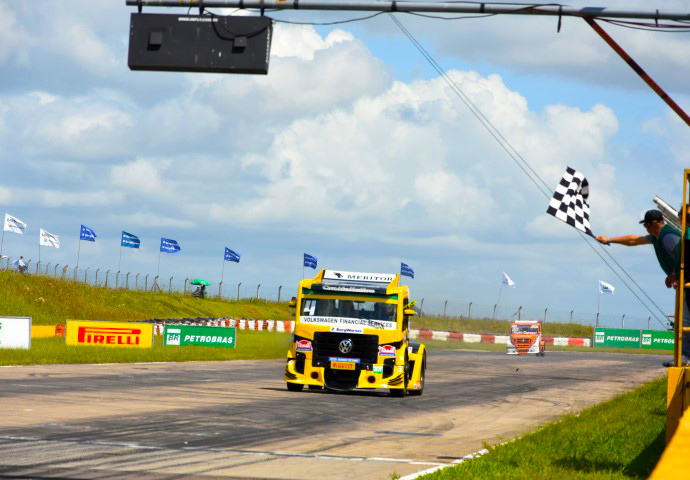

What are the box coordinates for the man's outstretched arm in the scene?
[596,235,651,246]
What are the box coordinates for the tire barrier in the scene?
[150,318,294,335]
[409,329,591,347]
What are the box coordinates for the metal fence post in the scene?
[493,303,497,320]
[596,313,599,327]
[468,301,472,319]
[518,306,523,320]
[570,310,574,323]
[544,308,548,322]
[105,270,110,288]
[135,273,139,290]
[116,271,120,289]
[145,274,149,291]
[84,267,89,284]
[420,298,424,316]
[237,282,241,301]
[46,262,51,275]
[443,300,448,317]
[278,285,282,302]
[62,265,68,279]
[168,277,173,294]
[126,272,130,290]
[74,266,78,280]
[647,316,651,329]
[35,261,39,275]
[218,280,223,298]
[256,283,261,299]
[54,264,59,276]
[184,278,188,295]
[95,268,99,286]
[621,314,625,328]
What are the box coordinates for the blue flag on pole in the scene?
[224,247,241,263]
[304,253,318,269]
[160,237,181,253]
[80,224,97,242]
[121,231,140,249]
[401,262,414,279]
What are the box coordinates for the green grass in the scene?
[422,377,667,479]
[413,315,593,338]
[0,270,292,325]
[0,332,291,365]
[423,339,671,356]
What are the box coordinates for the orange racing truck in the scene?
[284,269,426,397]
[507,320,545,356]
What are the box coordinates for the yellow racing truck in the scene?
[284,270,426,397]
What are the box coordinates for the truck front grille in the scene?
[313,332,379,364]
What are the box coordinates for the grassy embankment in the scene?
[0,271,592,336]
[422,377,667,480]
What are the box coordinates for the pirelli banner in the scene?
[66,320,154,349]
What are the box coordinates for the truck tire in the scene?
[287,382,304,392]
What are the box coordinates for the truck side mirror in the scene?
[404,309,416,316]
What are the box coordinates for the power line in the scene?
[387,13,668,328]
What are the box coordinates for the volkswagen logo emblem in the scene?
[338,339,353,354]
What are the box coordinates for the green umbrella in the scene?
[191,278,210,286]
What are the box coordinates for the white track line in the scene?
[399,449,489,480]
[0,436,443,466]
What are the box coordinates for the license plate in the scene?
[331,361,356,370]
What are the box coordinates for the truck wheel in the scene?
[287,382,304,392]
[408,353,426,396]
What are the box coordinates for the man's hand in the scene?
[665,274,677,288]
[596,235,610,245]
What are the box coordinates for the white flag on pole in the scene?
[599,280,615,295]
[39,228,60,248]
[4,213,26,234]
[502,272,516,288]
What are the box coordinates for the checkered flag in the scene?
[546,166,593,237]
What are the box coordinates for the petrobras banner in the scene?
[593,328,640,349]
[299,315,396,330]
[66,320,153,348]
[163,325,235,348]
[641,329,674,351]
[0,317,31,349]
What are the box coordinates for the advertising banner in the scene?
[0,317,31,349]
[163,325,236,348]
[66,320,153,348]
[641,329,675,351]
[593,328,641,349]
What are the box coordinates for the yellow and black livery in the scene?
[284,269,426,397]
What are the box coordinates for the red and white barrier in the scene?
[153,318,294,335]
[410,329,591,348]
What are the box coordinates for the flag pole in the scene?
[157,249,162,277]
[76,238,81,269]
[597,288,601,327]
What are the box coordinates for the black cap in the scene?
[639,209,663,224]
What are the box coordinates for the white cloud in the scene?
[111,158,168,195]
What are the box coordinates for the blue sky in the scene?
[1,0,689,328]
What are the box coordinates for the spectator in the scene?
[596,209,687,366]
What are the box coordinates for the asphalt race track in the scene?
[0,350,666,479]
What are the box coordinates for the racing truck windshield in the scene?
[301,299,396,322]
[512,326,539,334]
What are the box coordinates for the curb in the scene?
[410,329,591,347]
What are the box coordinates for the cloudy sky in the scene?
[1,0,688,327]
